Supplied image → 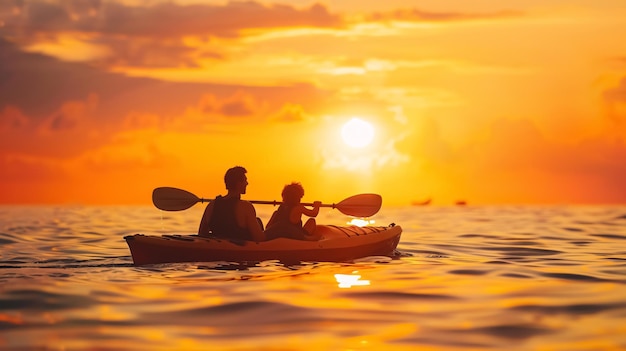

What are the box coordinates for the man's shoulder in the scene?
[238,199,256,210]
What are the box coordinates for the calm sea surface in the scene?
[1,204,625,351]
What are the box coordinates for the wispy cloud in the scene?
[1,1,341,38]
[366,8,523,23]
[1,1,526,70]
[1,1,342,68]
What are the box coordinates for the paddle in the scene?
[152,187,382,217]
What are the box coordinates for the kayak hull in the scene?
[124,224,402,265]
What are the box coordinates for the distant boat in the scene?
[455,200,467,206]
[412,198,432,206]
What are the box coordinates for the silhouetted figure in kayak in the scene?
[198,166,266,242]
[264,182,321,241]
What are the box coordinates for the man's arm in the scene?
[198,202,214,237]
[242,201,266,242]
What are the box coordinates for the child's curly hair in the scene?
[282,182,305,204]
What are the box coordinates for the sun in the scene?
[341,118,375,148]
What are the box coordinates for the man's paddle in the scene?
[152,187,382,217]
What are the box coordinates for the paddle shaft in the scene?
[197,198,336,208]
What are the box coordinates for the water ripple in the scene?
[540,272,614,283]
[145,300,315,328]
[511,302,626,315]
[483,246,562,256]
[592,233,626,240]
[0,289,95,310]
[343,291,457,301]
[449,269,489,276]
[466,324,553,340]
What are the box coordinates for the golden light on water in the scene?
[348,218,375,227]
[334,272,371,288]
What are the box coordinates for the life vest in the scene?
[209,196,251,241]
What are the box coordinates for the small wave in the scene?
[449,269,489,276]
[540,235,572,241]
[353,255,395,263]
[467,323,553,340]
[343,291,457,301]
[459,233,498,239]
[483,246,562,256]
[569,240,593,246]
[511,301,626,315]
[0,257,133,270]
[540,272,613,283]
[591,233,626,240]
[194,301,298,315]
[0,236,17,245]
[486,260,512,264]
[396,336,491,349]
[0,289,95,311]
[144,300,315,329]
[500,272,533,279]
[498,240,542,246]
[406,249,450,257]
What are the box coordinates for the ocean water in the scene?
[1,204,625,351]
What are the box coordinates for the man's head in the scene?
[224,166,248,191]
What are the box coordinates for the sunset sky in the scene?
[1,0,625,206]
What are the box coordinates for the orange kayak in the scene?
[124,224,402,265]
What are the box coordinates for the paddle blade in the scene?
[335,193,382,217]
[152,187,201,211]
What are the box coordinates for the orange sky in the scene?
[1,0,625,206]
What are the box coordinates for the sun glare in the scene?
[341,118,375,148]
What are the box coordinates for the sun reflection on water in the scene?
[347,218,375,227]
[334,271,370,288]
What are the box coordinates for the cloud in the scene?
[366,8,523,23]
[41,93,98,132]
[122,111,162,131]
[0,1,526,70]
[0,37,325,125]
[93,36,203,68]
[1,1,341,38]
[0,38,155,119]
[1,1,342,68]
[219,92,259,117]
[272,103,307,123]
[166,91,267,132]
[2,1,522,41]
